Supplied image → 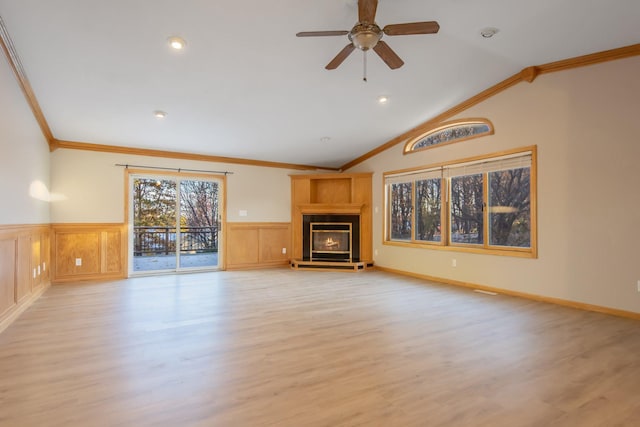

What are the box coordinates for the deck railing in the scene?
[134,226,218,256]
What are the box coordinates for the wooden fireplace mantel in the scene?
[296,203,365,215]
[290,172,373,266]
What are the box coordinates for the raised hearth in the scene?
[290,259,371,271]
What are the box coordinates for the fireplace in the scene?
[302,215,360,262]
[311,222,352,261]
[291,173,372,271]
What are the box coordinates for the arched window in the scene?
[404,118,494,154]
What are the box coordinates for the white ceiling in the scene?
[1,0,639,169]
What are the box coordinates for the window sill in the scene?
[383,240,537,258]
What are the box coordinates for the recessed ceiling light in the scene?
[168,36,186,50]
[378,95,389,104]
[153,110,167,119]
[320,136,331,143]
[480,27,499,38]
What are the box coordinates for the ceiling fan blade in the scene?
[358,0,378,24]
[296,30,349,37]
[326,44,356,70]
[383,21,440,36]
[373,41,404,69]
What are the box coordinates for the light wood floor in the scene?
[1,270,639,426]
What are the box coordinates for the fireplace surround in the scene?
[290,172,373,271]
[303,215,360,262]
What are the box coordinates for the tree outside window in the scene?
[488,168,530,247]
[450,174,483,245]
[389,182,412,240]
[416,178,442,242]
[384,148,535,256]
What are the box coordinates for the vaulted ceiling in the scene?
[1,0,639,169]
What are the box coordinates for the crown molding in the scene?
[0,15,54,148]
[0,15,336,172]
[53,139,339,172]
[1,14,637,174]
[340,43,640,171]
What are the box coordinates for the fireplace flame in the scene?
[325,237,339,248]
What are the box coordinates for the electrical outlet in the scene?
[282,247,287,254]
[239,210,248,217]
[75,258,82,266]
[451,259,457,267]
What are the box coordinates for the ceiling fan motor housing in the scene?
[349,23,383,51]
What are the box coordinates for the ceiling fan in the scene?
[296,0,439,74]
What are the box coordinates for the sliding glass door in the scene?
[130,174,222,274]
[178,179,220,269]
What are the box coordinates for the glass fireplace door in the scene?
[310,222,352,262]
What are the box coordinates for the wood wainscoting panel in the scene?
[55,232,101,277]
[16,235,32,303]
[103,230,122,274]
[226,223,291,270]
[259,227,291,264]
[51,224,126,283]
[0,238,16,317]
[40,231,51,284]
[0,224,51,333]
[31,237,41,290]
[227,228,259,266]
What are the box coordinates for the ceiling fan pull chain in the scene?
[363,50,368,82]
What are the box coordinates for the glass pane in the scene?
[415,178,441,242]
[412,122,491,150]
[389,182,413,241]
[312,231,350,252]
[179,180,220,269]
[450,174,484,244]
[132,178,177,271]
[488,168,531,247]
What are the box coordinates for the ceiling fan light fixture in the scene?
[168,36,187,50]
[349,23,382,51]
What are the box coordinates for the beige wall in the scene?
[4,34,640,314]
[348,56,640,314]
[0,51,50,225]
[49,149,295,223]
